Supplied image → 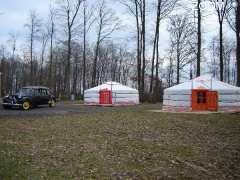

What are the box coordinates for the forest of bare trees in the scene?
[0,0,239,102]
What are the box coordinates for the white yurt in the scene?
[84,82,139,106]
[163,75,240,112]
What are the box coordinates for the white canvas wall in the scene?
[84,82,139,105]
[163,75,240,108]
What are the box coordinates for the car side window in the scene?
[21,88,33,96]
[34,89,39,96]
[40,89,48,96]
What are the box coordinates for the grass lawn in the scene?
[0,104,239,179]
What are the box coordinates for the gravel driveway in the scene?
[0,102,116,119]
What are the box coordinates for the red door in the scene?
[207,91,218,111]
[192,90,208,111]
[192,90,218,111]
[99,89,112,104]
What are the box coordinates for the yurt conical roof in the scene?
[165,75,240,93]
[85,82,138,93]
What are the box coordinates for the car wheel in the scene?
[22,101,31,110]
[48,100,56,108]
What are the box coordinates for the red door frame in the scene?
[191,90,218,111]
[207,91,218,111]
[99,89,112,105]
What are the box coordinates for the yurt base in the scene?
[162,106,240,113]
[149,109,220,114]
[84,103,138,107]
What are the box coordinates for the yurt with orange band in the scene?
[84,82,139,106]
[163,75,240,112]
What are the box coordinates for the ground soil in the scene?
[0,103,239,179]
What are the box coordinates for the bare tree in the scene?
[48,6,56,89]
[140,0,146,101]
[235,0,240,86]
[82,0,95,95]
[150,0,178,93]
[39,28,49,84]
[226,0,240,86]
[209,37,219,79]
[196,0,201,77]
[166,45,174,87]
[24,10,42,84]
[223,41,234,83]
[168,14,197,84]
[91,0,120,87]
[133,0,146,101]
[0,45,6,96]
[57,0,83,94]
[211,0,231,81]
[209,36,235,84]
[7,32,18,93]
[119,0,145,101]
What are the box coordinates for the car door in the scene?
[31,89,41,105]
[41,89,50,105]
[33,89,42,105]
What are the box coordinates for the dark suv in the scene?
[2,86,56,110]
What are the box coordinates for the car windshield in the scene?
[18,88,33,96]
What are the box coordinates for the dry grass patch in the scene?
[0,105,239,179]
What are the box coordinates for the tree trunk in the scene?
[65,19,72,95]
[155,32,159,83]
[30,23,34,84]
[83,5,86,95]
[141,0,146,101]
[177,46,180,84]
[219,21,224,81]
[92,16,102,87]
[0,56,3,97]
[39,52,44,84]
[54,58,57,96]
[154,32,160,101]
[135,0,141,97]
[49,21,54,89]
[236,1,240,86]
[150,0,161,93]
[92,38,100,87]
[168,56,173,87]
[196,0,201,77]
[73,62,78,95]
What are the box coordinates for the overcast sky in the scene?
[0,0,50,43]
[0,0,235,60]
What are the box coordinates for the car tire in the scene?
[48,100,56,108]
[22,101,31,111]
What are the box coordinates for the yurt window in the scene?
[192,90,208,111]
[197,91,206,104]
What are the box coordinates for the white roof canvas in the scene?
[85,82,138,93]
[165,75,240,92]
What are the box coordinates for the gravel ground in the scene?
[0,102,117,119]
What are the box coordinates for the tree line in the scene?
[0,0,239,102]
